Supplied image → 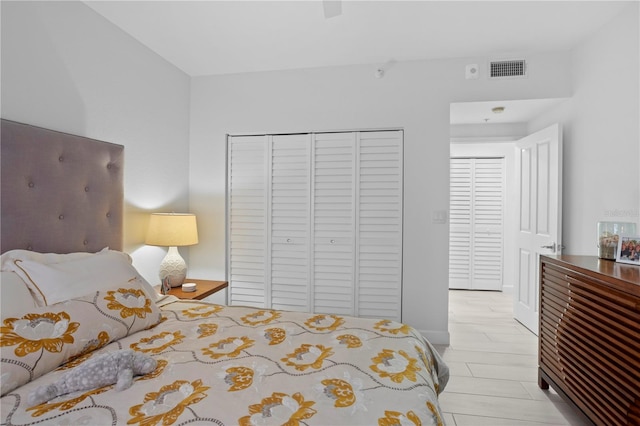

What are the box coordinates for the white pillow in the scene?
[0,272,38,319]
[0,247,108,271]
[5,250,158,306]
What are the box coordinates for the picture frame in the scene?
[616,235,640,265]
[160,276,172,295]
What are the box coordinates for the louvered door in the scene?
[270,134,311,311]
[227,135,268,307]
[356,131,403,319]
[449,159,473,288]
[312,132,356,315]
[449,157,504,290]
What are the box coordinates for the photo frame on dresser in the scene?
[616,235,640,265]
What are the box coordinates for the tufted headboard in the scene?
[1,119,124,254]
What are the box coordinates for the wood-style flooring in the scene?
[435,290,591,425]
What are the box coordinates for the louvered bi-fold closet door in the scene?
[449,158,472,289]
[311,132,356,315]
[270,134,311,312]
[472,158,504,290]
[449,157,504,290]
[227,135,268,307]
[229,131,403,321]
[356,131,403,320]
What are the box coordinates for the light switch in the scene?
[432,210,447,224]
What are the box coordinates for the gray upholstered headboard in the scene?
[1,119,124,254]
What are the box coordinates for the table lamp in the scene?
[145,213,198,287]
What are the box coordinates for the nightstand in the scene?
[164,279,228,301]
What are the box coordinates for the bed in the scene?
[0,119,449,425]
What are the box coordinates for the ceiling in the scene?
[450,98,567,125]
[83,1,628,124]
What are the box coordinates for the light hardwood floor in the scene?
[435,290,591,426]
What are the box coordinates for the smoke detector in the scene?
[465,64,479,80]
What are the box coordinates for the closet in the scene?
[227,130,403,321]
[449,157,505,290]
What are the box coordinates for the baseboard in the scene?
[420,329,450,345]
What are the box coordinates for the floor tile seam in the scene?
[448,412,571,426]
[464,375,539,384]
[440,386,551,401]
[445,346,538,355]
[441,397,575,424]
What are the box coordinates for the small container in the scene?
[182,283,197,292]
[597,222,636,259]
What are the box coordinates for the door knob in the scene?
[541,242,556,251]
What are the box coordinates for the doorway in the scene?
[449,99,565,331]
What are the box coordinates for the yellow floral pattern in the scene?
[1,312,79,357]
[202,336,255,359]
[373,320,411,335]
[181,304,222,318]
[282,344,334,371]
[105,287,153,319]
[28,386,112,417]
[238,392,317,426]
[378,409,422,426]
[370,349,420,383]
[241,310,281,326]
[321,378,356,408]
[139,359,168,382]
[305,314,345,332]
[336,334,362,348]
[263,327,286,345]
[224,366,254,391]
[1,301,448,426]
[197,323,218,339]
[0,280,162,398]
[130,331,185,354]
[426,401,444,426]
[127,379,210,425]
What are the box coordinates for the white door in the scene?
[356,131,403,320]
[312,132,357,315]
[449,158,505,290]
[514,124,562,334]
[270,134,312,311]
[227,135,268,308]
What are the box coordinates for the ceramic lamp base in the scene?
[159,246,187,287]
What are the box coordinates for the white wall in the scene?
[189,53,572,343]
[1,1,192,282]
[529,2,640,254]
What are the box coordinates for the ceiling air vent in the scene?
[489,59,526,78]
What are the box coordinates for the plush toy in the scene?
[27,349,157,406]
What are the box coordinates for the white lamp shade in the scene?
[146,213,198,247]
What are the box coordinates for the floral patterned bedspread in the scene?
[1,300,449,425]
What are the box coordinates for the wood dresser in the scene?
[539,255,640,426]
